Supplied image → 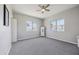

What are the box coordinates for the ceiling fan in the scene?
[37,4,50,13]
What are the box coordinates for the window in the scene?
[57,19,64,31]
[50,20,56,31]
[26,21,32,31]
[50,19,64,32]
[33,22,37,31]
[26,21,37,31]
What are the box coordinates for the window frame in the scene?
[26,21,37,31]
[50,19,64,32]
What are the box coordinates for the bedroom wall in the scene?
[0,4,13,55]
[44,6,79,44]
[13,13,42,40]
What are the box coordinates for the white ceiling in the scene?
[11,4,78,19]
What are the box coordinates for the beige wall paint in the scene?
[44,6,79,44]
[13,13,42,40]
[0,4,13,55]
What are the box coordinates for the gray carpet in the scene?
[9,37,79,55]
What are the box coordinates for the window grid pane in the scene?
[33,22,37,31]
[26,21,32,31]
[57,19,64,31]
[50,20,57,31]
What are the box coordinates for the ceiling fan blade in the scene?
[44,4,50,8]
[45,9,50,11]
[38,5,43,9]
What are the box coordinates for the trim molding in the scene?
[15,36,40,42]
[7,44,11,55]
[46,37,77,45]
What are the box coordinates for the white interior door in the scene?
[11,18,17,42]
[40,27,45,36]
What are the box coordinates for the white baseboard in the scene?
[17,36,40,41]
[7,44,11,55]
[47,37,77,45]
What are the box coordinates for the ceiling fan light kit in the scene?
[37,4,50,13]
